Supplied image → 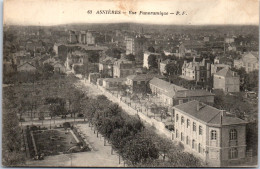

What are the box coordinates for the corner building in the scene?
[173,100,247,167]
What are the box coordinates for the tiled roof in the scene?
[54,43,108,51]
[215,68,237,77]
[17,62,36,68]
[174,100,246,126]
[127,74,163,81]
[114,59,133,64]
[176,89,215,98]
[241,52,259,63]
[72,50,87,56]
[150,77,188,98]
[100,57,117,64]
[103,78,126,82]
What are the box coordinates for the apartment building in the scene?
[233,52,259,73]
[113,59,136,78]
[213,68,240,92]
[173,100,247,167]
[149,77,214,106]
[126,74,164,94]
[181,58,211,82]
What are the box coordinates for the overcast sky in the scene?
[3,0,259,26]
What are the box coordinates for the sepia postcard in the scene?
[2,0,259,167]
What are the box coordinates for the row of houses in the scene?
[88,72,247,167]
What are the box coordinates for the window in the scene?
[186,136,189,145]
[229,148,238,159]
[193,122,196,132]
[187,119,190,128]
[229,129,237,140]
[199,126,203,135]
[198,143,201,153]
[176,114,179,122]
[192,140,195,149]
[176,129,178,138]
[211,130,217,140]
[181,116,184,125]
[181,132,184,141]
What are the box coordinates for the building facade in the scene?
[173,100,247,167]
[126,74,163,94]
[213,68,240,92]
[234,52,259,73]
[143,51,161,69]
[149,77,214,106]
[181,58,211,82]
[125,36,147,61]
[99,57,117,77]
[159,59,176,75]
[113,59,136,78]
[78,31,95,45]
[102,78,126,90]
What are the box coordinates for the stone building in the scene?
[126,74,164,94]
[213,68,240,93]
[181,58,211,82]
[78,31,95,45]
[234,52,259,73]
[113,59,136,78]
[125,36,147,61]
[149,77,214,106]
[99,57,117,77]
[173,100,247,167]
[143,51,161,69]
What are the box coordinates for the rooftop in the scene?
[174,100,246,126]
[215,68,238,77]
[103,78,126,82]
[176,89,215,98]
[150,77,188,98]
[127,74,164,81]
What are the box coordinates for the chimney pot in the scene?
[221,110,226,117]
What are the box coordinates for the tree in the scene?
[2,104,25,166]
[123,132,159,164]
[165,63,178,76]
[148,46,155,53]
[245,70,258,91]
[148,54,158,69]
[125,54,135,61]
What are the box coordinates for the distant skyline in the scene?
[4,0,259,26]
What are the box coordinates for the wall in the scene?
[220,124,246,166]
[174,109,207,161]
[225,77,240,92]
[213,75,225,91]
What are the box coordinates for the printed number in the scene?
[87,10,92,14]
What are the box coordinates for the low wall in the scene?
[96,84,175,140]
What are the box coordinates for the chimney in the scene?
[197,102,204,111]
[221,110,226,117]
[184,60,187,65]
